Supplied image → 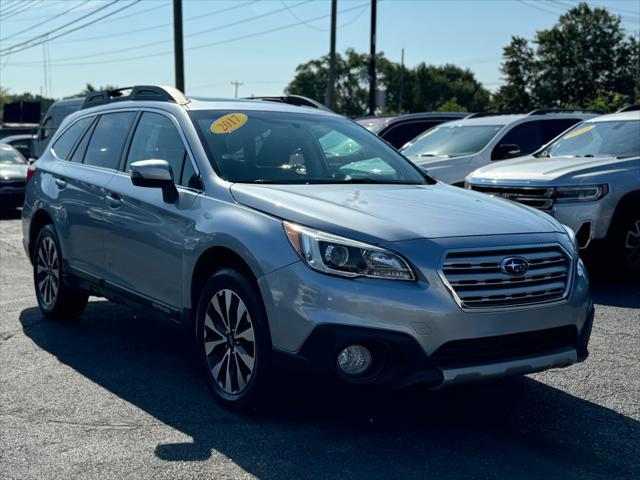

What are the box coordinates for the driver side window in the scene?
[126,112,196,188]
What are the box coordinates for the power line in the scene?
[14,1,310,64]
[0,0,44,20]
[1,0,120,54]
[1,1,142,55]
[5,1,253,45]
[0,0,91,43]
[280,0,326,31]
[7,2,369,68]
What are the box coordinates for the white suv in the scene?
[402,110,596,185]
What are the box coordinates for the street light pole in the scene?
[231,81,244,98]
[368,0,377,116]
[173,0,185,93]
[327,0,337,110]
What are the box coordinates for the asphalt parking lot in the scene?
[1,211,638,480]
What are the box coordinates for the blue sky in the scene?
[1,0,638,99]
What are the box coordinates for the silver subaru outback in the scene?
[22,86,593,410]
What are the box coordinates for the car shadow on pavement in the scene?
[0,209,22,220]
[19,302,639,480]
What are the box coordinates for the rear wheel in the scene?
[33,225,88,321]
[195,268,271,411]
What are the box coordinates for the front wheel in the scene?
[33,225,88,321]
[620,214,640,276]
[195,268,271,411]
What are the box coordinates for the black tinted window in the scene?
[51,117,92,160]
[382,121,441,148]
[84,112,136,169]
[493,121,543,159]
[70,121,95,163]
[126,112,187,183]
[541,119,582,142]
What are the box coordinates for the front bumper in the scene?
[552,200,613,247]
[259,232,593,388]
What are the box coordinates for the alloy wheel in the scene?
[204,289,256,395]
[624,219,640,271]
[36,237,60,308]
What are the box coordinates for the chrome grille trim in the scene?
[469,185,555,213]
[439,243,574,310]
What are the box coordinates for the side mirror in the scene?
[494,144,521,160]
[129,159,178,203]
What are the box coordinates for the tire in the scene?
[617,212,640,277]
[33,224,88,321]
[195,268,271,411]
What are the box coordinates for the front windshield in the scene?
[402,124,503,158]
[190,110,427,184]
[542,120,640,159]
[0,146,26,165]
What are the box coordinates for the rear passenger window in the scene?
[84,112,136,169]
[51,117,92,160]
[126,112,192,187]
[493,121,543,159]
[70,121,95,163]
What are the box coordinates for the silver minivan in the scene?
[22,86,594,410]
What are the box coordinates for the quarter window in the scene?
[126,112,194,187]
[51,117,92,160]
[83,112,136,169]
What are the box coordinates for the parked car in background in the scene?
[402,110,597,185]
[0,134,36,159]
[356,112,467,149]
[466,109,640,275]
[22,85,593,411]
[32,98,83,159]
[0,144,28,209]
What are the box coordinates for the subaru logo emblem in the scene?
[501,257,529,276]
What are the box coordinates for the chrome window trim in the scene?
[437,242,575,312]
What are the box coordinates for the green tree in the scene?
[491,36,536,112]
[286,50,490,116]
[494,2,638,112]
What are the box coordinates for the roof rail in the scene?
[81,85,189,110]
[245,95,333,112]
[616,104,640,113]
[528,108,604,115]
[464,112,507,119]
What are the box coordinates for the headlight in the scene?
[555,184,608,202]
[283,222,415,281]
[561,224,578,252]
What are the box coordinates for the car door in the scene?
[53,111,137,279]
[103,110,202,310]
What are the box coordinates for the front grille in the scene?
[430,326,578,368]
[469,185,555,213]
[441,244,572,309]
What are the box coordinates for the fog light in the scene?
[337,345,372,376]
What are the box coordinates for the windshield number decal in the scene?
[210,113,248,134]
[562,124,595,140]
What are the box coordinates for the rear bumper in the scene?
[276,304,595,389]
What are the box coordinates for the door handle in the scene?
[106,192,123,208]
[54,178,67,189]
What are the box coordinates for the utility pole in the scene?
[398,48,404,113]
[231,81,244,98]
[173,0,185,93]
[327,0,337,110]
[368,0,377,116]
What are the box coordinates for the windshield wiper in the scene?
[417,153,448,158]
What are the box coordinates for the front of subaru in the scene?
[189,103,594,390]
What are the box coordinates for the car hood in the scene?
[230,183,560,243]
[0,164,27,179]
[468,155,630,183]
